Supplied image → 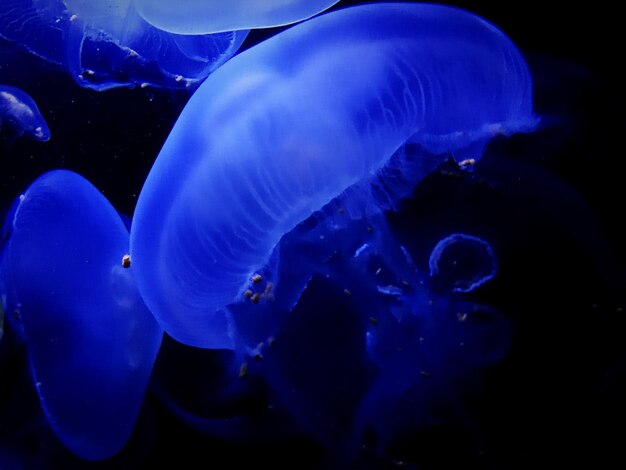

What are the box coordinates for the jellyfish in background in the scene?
[224,200,507,459]
[0,85,50,142]
[429,233,498,293]
[133,0,341,34]
[130,2,538,348]
[0,0,248,91]
[0,170,162,460]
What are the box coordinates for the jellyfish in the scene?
[0,170,163,460]
[133,0,341,35]
[0,0,248,91]
[429,233,498,293]
[130,2,538,348]
[0,85,50,142]
[223,203,509,459]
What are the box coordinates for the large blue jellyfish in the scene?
[133,0,340,34]
[130,2,538,348]
[0,0,248,90]
[0,170,162,459]
[0,84,50,142]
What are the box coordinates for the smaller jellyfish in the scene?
[0,85,50,142]
[0,0,248,91]
[429,233,498,293]
[133,0,340,34]
[0,170,162,460]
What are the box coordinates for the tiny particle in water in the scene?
[251,292,261,304]
[420,370,430,378]
[457,312,468,322]
[121,254,131,268]
[254,353,264,362]
[239,362,249,379]
[369,317,378,326]
[243,289,253,299]
[458,158,476,168]
[251,273,263,283]
[343,288,352,297]
[267,336,276,347]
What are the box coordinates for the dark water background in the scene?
[1,1,625,468]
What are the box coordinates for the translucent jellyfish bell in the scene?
[0,170,162,459]
[0,85,50,142]
[133,0,341,34]
[131,3,538,348]
[0,0,248,90]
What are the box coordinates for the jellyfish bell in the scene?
[133,0,341,35]
[130,2,538,349]
[0,0,248,91]
[0,85,50,142]
[0,170,162,460]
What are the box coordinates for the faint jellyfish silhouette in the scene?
[0,85,50,141]
[429,233,498,293]
[0,0,248,91]
[130,2,538,348]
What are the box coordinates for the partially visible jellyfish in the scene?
[0,0,248,90]
[134,0,341,34]
[149,334,305,443]
[429,233,498,293]
[130,2,538,348]
[226,206,509,461]
[0,85,50,142]
[0,170,163,460]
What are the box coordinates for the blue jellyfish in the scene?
[224,204,509,460]
[0,0,248,91]
[130,2,538,348]
[0,85,50,142]
[429,233,498,293]
[0,170,163,460]
[133,0,340,34]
